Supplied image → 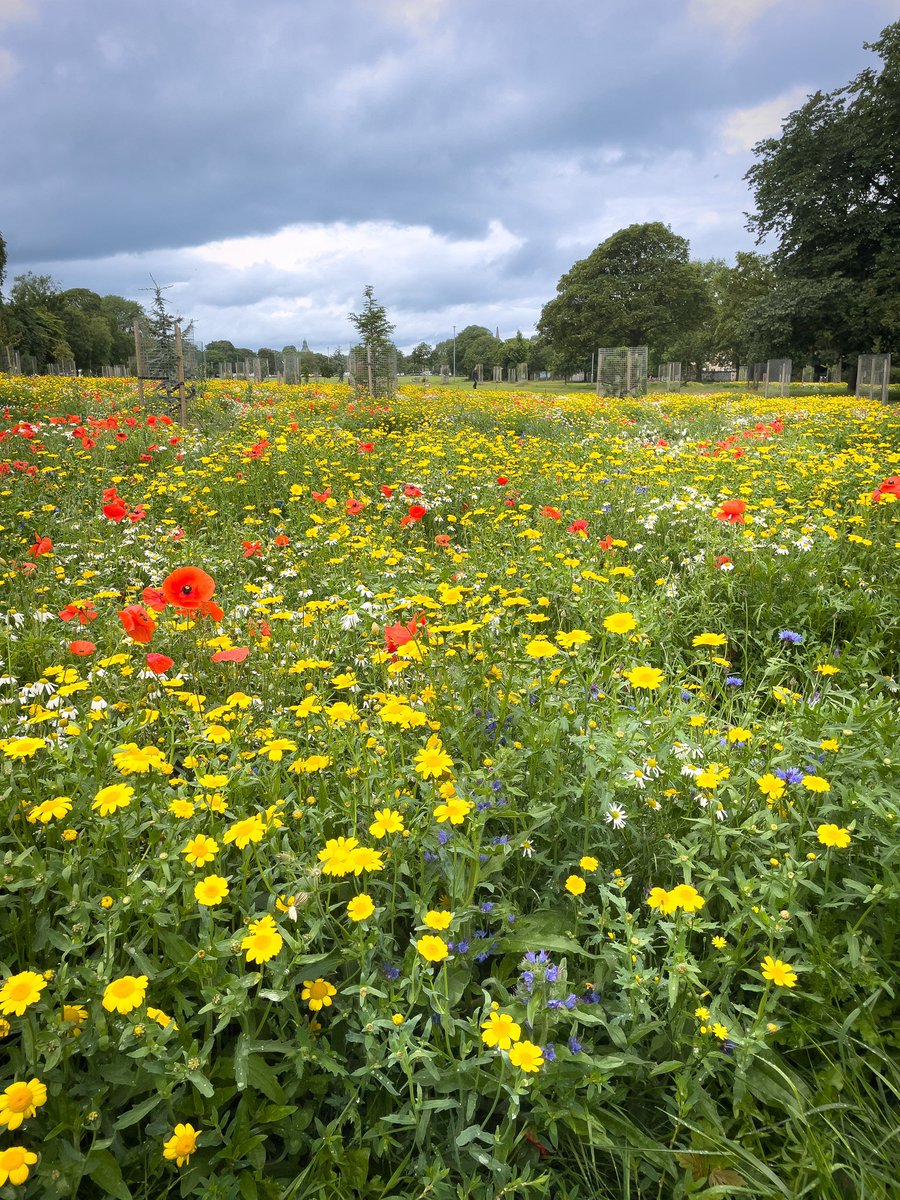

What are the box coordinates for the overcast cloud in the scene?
[1,0,895,350]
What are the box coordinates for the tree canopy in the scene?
[746,20,900,355]
[537,223,710,372]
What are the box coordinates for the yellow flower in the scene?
[579,855,599,872]
[91,784,134,817]
[204,724,231,744]
[480,1011,521,1049]
[692,632,727,647]
[820,739,840,752]
[802,775,830,793]
[727,727,752,743]
[347,894,375,922]
[318,836,359,876]
[325,701,357,724]
[817,824,851,848]
[194,875,229,906]
[347,846,384,875]
[423,910,453,930]
[524,638,558,658]
[240,914,283,964]
[556,629,592,649]
[260,738,296,762]
[0,972,47,1017]
[0,1146,38,1187]
[301,978,337,1011]
[369,808,404,838]
[508,1040,544,1073]
[564,875,586,896]
[59,1004,88,1034]
[113,743,170,775]
[102,975,148,1015]
[0,1079,47,1130]
[603,612,637,635]
[646,887,678,915]
[760,955,798,988]
[757,773,786,801]
[1,737,46,760]
[163,1123,200,1167]
[711,936,727,949]
[147,1007,177,1030]
[169,798,196,819]
[182,834,219,867]
[668,884,705,913]
[815,664,839,676]
[222,814,266,849]
[624,666,664,690]
[414,734,454,779]
[391,1012,404,1025]
[433,796,473,825]
[416,935,449,963]
[27,796,72,824]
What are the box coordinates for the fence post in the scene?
[133,321,145,404]
[174,322,187,424]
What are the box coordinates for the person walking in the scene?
[471,368,479,390]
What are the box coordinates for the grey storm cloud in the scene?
[1,0,895,348]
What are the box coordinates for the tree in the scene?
[5,273,71,367]
[348,285,395,395]
[538,223,709,371]
[0,230,6,294]
[746,21,900,378]
[144,280,180,391]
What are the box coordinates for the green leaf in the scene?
[85,1149,132,1200]
[114,1094,161,1131]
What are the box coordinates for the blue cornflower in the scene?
[777,766,804,784]
[437,828,451,845]
[681,689,693,702]
[383,962,400,982]
[546,999,564,1010]
[778,629,803,643]
[491,780,503,792]
[563,994,578,1010]
[456,939,470,954]
[725,676,743,687]
[476,801,492,813]
[480,902,494,913]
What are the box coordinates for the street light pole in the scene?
[453,326,456,380]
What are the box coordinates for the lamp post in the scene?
[453,326,456,380]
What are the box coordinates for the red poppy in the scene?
[311,488,331,502]
[128,505,147,523]
[401,504,427,528]
[118,604,156,644]
[380,485,394,499]
[58,601,98,625]
[146,652,174,674]
[872,475,900,502]
[142,586,167,612]
[68,640,95,656]
[199,599,224,622]
[384,614,424,653]
[102,498,128,522]
[161,566,216,611]
[28,534,53,558]
[242,541,263,558]
[434,534,451,547]
[211,647,249,663]
[496,475,508,486]
[540,506,561,520]
[171,527,184,542]
[598,535,614,551]
[715,555,732,569]
[274,534,290,547]
[567,519,588,536]
[403,484,422,498]
[346,498,365,516]
[359,442,375,453]
[715,499,746,524]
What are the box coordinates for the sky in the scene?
[1,0,895,353]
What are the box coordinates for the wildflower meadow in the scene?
[0,376,898,1199]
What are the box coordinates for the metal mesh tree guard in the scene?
[658,361,682,386]
[492,365,502,383]
[596,346,648,397]
[348,343,397,398]
[856,353,891,403]
[764,358,791,398]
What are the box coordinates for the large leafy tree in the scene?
[745,21,900,364]
[537,223,711,371]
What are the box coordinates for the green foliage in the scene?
[537,223,712,371]
[746,19,900,356]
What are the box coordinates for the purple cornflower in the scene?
[778,630,803,644]
[480,902,494,913]
[725,676,744,687]
[777,766,804,784]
